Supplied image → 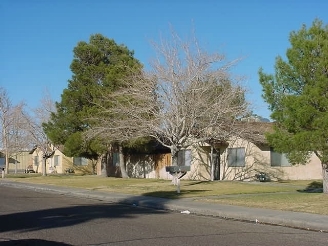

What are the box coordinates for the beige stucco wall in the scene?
[30,148,94,174]
[257,146,322,180]
[184,138,323,181]
[30,149,62,174]
[185,145,211,180]
[5,151,33,173]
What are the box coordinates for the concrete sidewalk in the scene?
[1,179,327,232]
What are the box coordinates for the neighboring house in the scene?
[0,151,6,171]
[116,122,322,181]
[0,150,32,173]
[29,146,95,175]
[105,144,172,179]
[125,153,172,179]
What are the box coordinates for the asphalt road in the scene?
[0,186,327,246]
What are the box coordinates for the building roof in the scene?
[239,122,273,144]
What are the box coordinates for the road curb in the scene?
[1,180,327,233]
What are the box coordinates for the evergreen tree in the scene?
[44,34,142,177]
[89,29,249,179]
[259,19,328,193]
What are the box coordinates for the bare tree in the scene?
[90,29,249,172]
[38,89,57,120]
[0,87,29,174]
[7,103,33,173]
[0,87,12,174]
[21,89,57,176]
[0,87,57,175]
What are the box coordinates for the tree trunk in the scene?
[171,146,179,166]
[170,146,181,192]
[5,150,9,174]
[98,154,107,176]
[323,164,328,194]
[2,126,9,174]
[119,144,129,178]
[42,157,47,176]
[15,154,17,174]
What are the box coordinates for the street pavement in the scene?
[1,179,327,233]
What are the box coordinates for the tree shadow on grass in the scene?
[140,189,211,199]
[297,181,323,193]
[184,181,209,186]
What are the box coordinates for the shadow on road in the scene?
[0,192,168,234]
[0,181,209,236]
[0,239,72,245]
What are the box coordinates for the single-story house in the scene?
[108,122,322,181]
[0,150,32,173]
[28,145,96,175]
[5,121,321,181]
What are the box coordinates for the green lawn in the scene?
[4,174,327,215]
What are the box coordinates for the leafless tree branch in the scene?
[89,29,250,166]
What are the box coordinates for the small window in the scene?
[112,153,120,166]
[54,155,60,166]
[270,149,291,167]
[73,157,88,166]
[227,148,245,167]
[177,149,192,166]
[34,156,39,166]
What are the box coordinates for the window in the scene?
[73,157,88,166]
[34,156,39,166]
[54,155,60,166]
[112,153,120,166]
[177,149,192,166]
[270,149,291,167]
[227,148,245,167]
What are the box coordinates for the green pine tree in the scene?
[259,19,328,193]
[43,34,142,177]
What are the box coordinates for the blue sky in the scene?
[1,0,327,119]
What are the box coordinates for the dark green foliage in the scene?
[259,19,328,164]
[123,137,170,155]
[43,34,142,159]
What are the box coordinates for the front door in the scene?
[213,151,220,180]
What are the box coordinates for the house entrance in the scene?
[212,151,220,180]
